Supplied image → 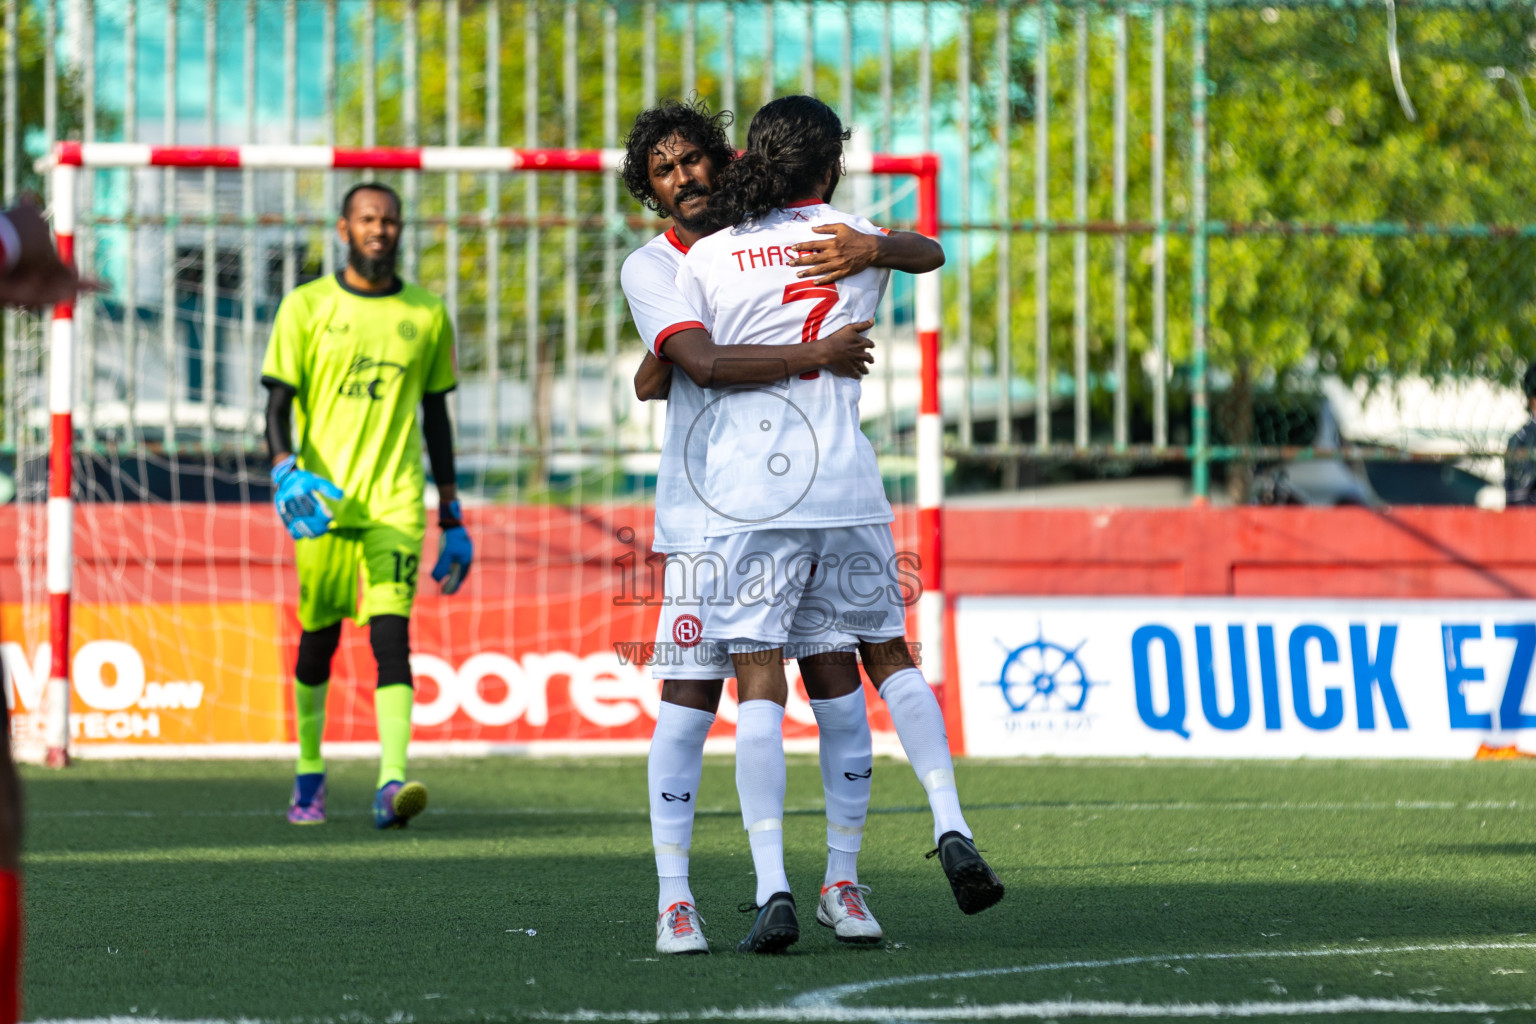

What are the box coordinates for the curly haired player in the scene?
[620,98,945,954]
[673,95,1002,953]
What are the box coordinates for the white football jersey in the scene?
[673,200,894,535]
[620,227,713,553]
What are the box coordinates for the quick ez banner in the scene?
[956,597,1536,758]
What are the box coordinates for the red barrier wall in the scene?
[946,507,1536,599]
[4,503,1528,618]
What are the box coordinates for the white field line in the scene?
[25,799,1526,819]
[36,997,1535,1024]
[31,940,1536,1024]
[529,997,1532,1020]
[789,939,1536,1009]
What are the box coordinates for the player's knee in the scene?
[861,638,916,690]
[369,614,413,688]
[295,622,343,685]
[659,679,723,712]
[799,651,862,701]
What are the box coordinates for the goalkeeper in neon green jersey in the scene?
[261,182,473,829]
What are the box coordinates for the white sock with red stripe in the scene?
[735,699,791,905]
[649,701,716,914]
[811,687,872,886]
[879,667,972,844]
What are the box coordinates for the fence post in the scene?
[1190,0,1211,503]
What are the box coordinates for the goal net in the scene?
[3,143,945,762]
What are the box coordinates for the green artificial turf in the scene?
[19,756,1536,1022]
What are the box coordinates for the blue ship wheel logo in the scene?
[989,625,1101,713]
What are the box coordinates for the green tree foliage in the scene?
[10,2,89,196]
[939,4,1535,440]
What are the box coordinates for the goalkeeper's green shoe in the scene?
[373,780,428,829]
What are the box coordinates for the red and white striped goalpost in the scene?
[44,158,78,768]
[41,142,946,763]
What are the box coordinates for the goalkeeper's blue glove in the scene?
[432,500,473,595]
[271,455,344,540]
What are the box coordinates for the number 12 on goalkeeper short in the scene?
[392,552,419,587]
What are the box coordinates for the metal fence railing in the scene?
[2,0,1532,504]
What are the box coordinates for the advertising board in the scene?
[2,599,899,755]
[957,596,1536,758]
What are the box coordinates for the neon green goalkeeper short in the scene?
[294,521,425,631]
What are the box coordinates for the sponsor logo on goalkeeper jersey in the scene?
[338,354,408,400]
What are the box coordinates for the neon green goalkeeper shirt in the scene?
[260,272,457,531]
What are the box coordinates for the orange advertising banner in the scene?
[3,602,289,747]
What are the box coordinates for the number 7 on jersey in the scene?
[782,280,838,380]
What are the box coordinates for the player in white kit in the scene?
[674,96,1004,953]
[620,100,944,955]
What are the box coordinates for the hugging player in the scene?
[672,95,1004,953]
[620,97,948,954]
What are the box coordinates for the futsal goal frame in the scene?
[36,141,945,766]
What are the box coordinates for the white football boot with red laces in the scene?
[655,901,710,955]
[816,881,883,944]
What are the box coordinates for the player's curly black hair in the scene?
[620,99,736,216]
[705,95,851,229]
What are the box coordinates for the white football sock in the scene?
[811,687,872,886]
[649,700,716,914]
[735,699,791,905]
[879,667,972,844]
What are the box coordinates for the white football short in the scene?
[652,549,861,680]
[699,523,911,653]
[652,591,733,681]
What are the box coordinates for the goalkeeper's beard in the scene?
[346,239,399,286]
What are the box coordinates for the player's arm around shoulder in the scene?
[788,220,944,285]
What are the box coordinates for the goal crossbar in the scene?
[36,142,945,766]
